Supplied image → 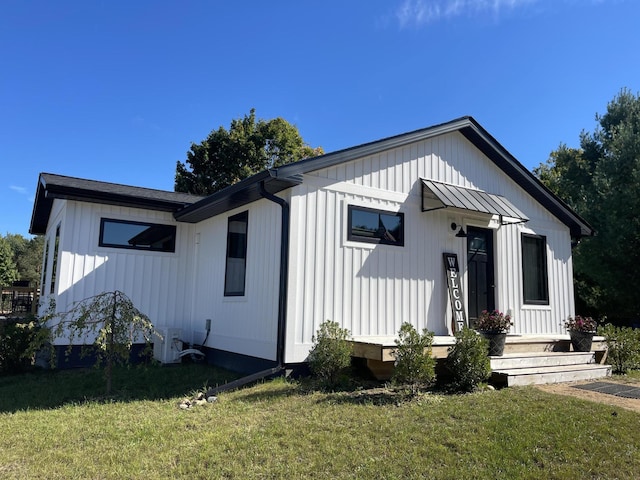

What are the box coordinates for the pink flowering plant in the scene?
[564,315,597,333]
[476,309,513,333]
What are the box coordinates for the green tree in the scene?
[4,234,44,286]
[175,109,323,195]
[534,88,640,320]
[0,237,18,287]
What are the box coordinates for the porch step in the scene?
[490,352,612,387]
[490,351,596,370]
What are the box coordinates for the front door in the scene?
[467,227,495,327]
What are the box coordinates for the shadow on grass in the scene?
[0,363,241,413]
[228,375,394,404]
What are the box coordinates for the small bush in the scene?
[598,323,640,374]
[308,320,352,388]
[0,317,43,374]
[446,328,491,392]
[392,322,436,393]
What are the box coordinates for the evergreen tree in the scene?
[534,88,640,320]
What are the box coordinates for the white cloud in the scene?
[10,185,27,195]
[394,0,539,28]
[9,185,32,203]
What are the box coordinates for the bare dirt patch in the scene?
[537,377,640,413]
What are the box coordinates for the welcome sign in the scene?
[443,253,467,333]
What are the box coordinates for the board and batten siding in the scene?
[190,199,282,361]
[42,199,196,346]
[285,131,576,363]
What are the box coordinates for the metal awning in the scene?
[421,179,529,224]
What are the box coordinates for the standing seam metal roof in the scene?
[421,179,529,223]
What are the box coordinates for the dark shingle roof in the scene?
[29,173,204,235]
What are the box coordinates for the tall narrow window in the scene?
[522,233,549,305]
[224,211,248,296]
[50,224,61,295]
[41,236,50,295]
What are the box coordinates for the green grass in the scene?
[1,367,640,479]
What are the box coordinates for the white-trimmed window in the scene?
[99,218,176,252]
[41,234,51,295]
[224,211,248,296]
[50,224,61,295]
[522,233,549,305]
[347,205,404,246]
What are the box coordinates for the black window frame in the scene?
[41,234,50,295]
[224,211,249,297]
[347,205,404,247]
[521,233,549,305]
[50,224,61,295]
[99,218,177,253]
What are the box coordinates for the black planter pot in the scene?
[480,332,507,356]
[569,330,594,352]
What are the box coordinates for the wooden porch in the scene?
[350,334,609,385]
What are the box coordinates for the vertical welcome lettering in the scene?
[443,253,467,333]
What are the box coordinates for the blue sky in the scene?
[1,0,638,237]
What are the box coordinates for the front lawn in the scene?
[1,366,639,479]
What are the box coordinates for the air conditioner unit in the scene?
[153,327,183,364]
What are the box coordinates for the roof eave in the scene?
[29,177,50,235]
[457,120,594,238]
[29,173,202,235]
[174,171,303,223]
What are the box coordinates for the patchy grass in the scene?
[1,367,640,479]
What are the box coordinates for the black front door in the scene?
[467,227,495,327]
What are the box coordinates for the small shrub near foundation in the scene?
[446,327,491,392]
[392,322,436,393]
[598,323,640,374]
[308,320,352,388]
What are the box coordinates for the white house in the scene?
[30,116,594,375]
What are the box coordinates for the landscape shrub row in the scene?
[308,320,492,393]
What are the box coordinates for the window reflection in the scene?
[348,206,404,246]
[99,219,176,252]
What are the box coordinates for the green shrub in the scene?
[392,322,436,393]
[446,327,491,392]
[0,317,43,374]
[308,320,352,388]
[598,323,640,374]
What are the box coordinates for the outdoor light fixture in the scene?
[455,226,468,238]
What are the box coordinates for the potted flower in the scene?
[475,309,513,356]
[564,315,597,352]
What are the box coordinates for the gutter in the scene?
[205,180,290,396]
[257,180,290,366]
